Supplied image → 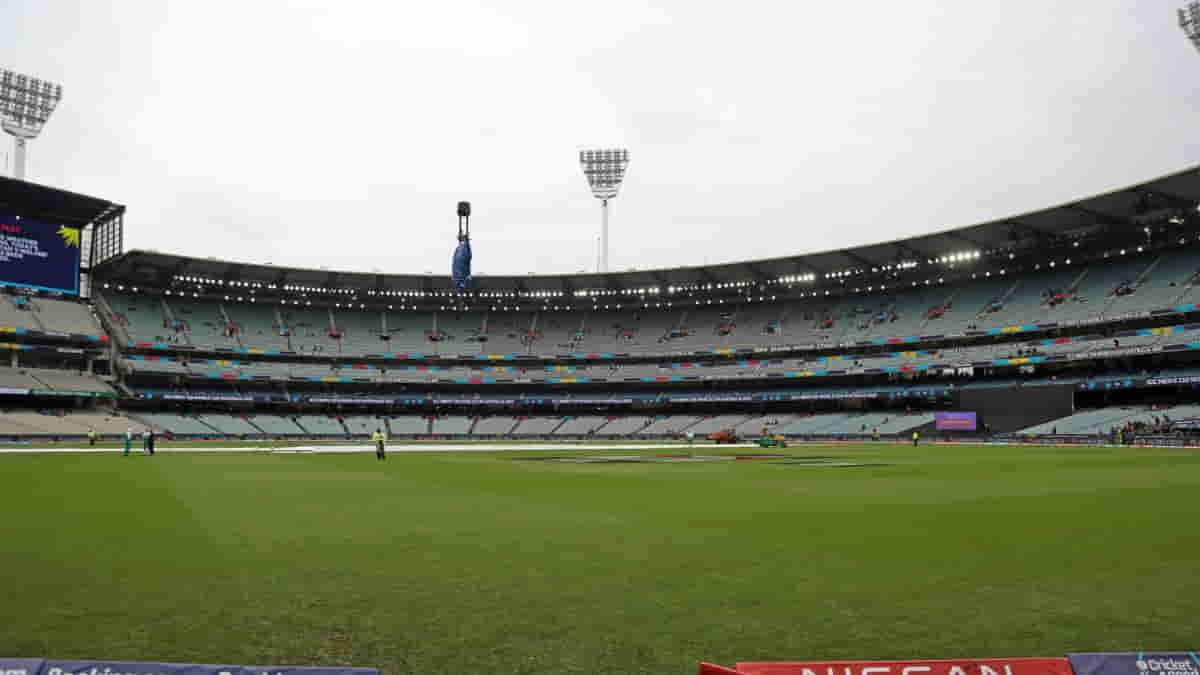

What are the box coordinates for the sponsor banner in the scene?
[789,390,885,401]
[1067,653,1200,675]
[159,392,263,402]
[670,394,755,403]
[306,396,398,405]
[8,660,377,675]
[730,657,1073,675]
[0,386,30,395]
[1145,375,1200,386]
[1070,345,1164,360]
[29,389,115,398]
[936,411,978,430]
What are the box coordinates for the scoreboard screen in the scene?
[0,213,82,295]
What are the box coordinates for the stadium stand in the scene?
[687,415,756,435]
[635,416,701,436]
[431,416,472,435]
[196,414,260,435]
[511,417,562,435]
[0,410,146,437]
[343,416,387,436]
[387,416,429,435]
[249,415,305,435]
[0,367,46,389]
[24,368,114,394]
[294,415,347,436]
[138,413,220,435]
[32,297,102,335]
[0,295,44,331]
[473,416,517,436]
[552,416,608,435]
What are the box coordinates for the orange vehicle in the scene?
[709,428,740,444]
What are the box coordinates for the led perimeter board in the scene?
[935,411,978,431]
[0,212,81,294]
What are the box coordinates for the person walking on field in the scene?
[123,427,133,457]
[87,428,97,447]
[912,430,920,447]
[372,427,387,461]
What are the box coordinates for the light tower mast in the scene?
[0,69,63,180]
[579,148,630,274]
[1181,2,1200,53]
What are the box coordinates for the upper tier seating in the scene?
[0,296,102,335]
[101,248,1200,355]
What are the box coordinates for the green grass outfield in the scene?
[2,442,1198,674]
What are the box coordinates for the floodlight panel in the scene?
[579,148,630,200]
[0,69,63,133]
[1182,2,1200,52]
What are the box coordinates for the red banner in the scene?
[704,658,1072,675]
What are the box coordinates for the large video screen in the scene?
[0,213,81,295]
[935,411,978,430]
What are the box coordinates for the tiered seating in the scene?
[473,416,517,436]
[877,414,935,433]
[634,416,701,436]
[294,415,346,436]
[387,416,428,435]
[139,413,219,435]
[595,416,649,435]
[732,416,795,434]
[0,296,43,330]
[343,416,386,436]
[382,311,433,352]
[0,410,145,436]
[250,415,305,435]
[1048,258,1151,324]
[687,415,755,435]
[972,268,1079,329]
[195,414,259,435]
[0,367,45,389]
[225,303,288,351]
[32,298,101,335]
[1104,254,1196,316]
[25,369,114,394]
[431,416,472,435]
[552,416,608,435]
[777,414,851,435]
[1019,408,1143,435]
[512,417,562,435]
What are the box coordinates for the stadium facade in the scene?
[4,165,1200,442]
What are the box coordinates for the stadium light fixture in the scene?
[0,68,63,180]
[579,148,630,273]
[1182,2,1200,53]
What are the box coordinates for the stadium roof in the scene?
[0,175,125,227]
[96,163,1200,293]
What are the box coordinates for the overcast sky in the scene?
[2,1,1198,276]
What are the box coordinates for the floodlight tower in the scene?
[0,69,63,180]
[1181,2,1200,53]
[579,148,630,273]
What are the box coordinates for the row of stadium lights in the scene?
[144,241,1186,310]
